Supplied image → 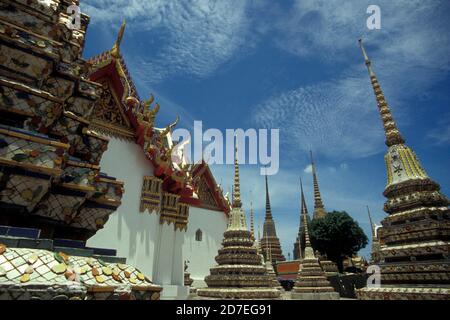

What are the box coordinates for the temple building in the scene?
[260,175,285,263]
[0,0,229,300]
[82,23,230,299]
[356,39,450,300]
[197,143,281,299]
[181,162,230,289]
[291,207,339,300]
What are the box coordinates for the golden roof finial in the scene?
[161,116,180,138]
[111,20,126,58]
[358,39,405,147]
[232,137,242,208]
[143,94,155,109]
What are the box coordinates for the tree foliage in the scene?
[309,211,368,272]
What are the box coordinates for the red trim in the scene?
[88,55,195,199]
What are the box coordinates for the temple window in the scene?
[195,229,203,242]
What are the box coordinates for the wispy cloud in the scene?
[427,114,450,145]
[253,0,450,160]
[82,0,254,84]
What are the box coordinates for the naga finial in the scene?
[144,94,155,109]
[111,20,126,58]
[161,115,180,137]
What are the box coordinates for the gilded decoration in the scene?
[356,39,450,300]
[159,191,190,231]
[197,175,221,210]
[139,175,162,214]
[89,79,135,140]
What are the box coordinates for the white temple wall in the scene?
[87,137,188,299]
[183,207,228,287]
[87,138,160,280]
[153,222,175,284]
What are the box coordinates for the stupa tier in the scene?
[0,0,161,299]
[291,212,339,300]
[260,175,285,263]
[197,144,280,299]
[356,40,450,300]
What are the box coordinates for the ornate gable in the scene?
[89,79,135,140]
[197,174,222,210]
[191,162,230,215]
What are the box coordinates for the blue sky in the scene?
[81,0,450,259]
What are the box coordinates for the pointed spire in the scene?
[111,20,126,58]
[310,151,326,219]
[359,39,405,147]
[250,196,255,240]
[300,177,308,216]
[296,177,308,259]
[265,173,273,220]
[232,138,242,208]
[302,209,315,259]
[366,205,376,239]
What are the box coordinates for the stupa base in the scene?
[291,290,340,300]
[357,286,450,300]
[197,287,281,299]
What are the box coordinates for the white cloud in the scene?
[82,0,254,84]
[252,0,450,160]
[427,114,450,145]
[303,164,313,173]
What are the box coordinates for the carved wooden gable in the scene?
[197,175,222,210]
[90,79,135,139]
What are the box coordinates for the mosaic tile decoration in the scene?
[0,173,50,212]
[0,245,161,300]
[0,133,64,171]
[33,191,87,224]
[0,43,53,82]
[0,81,62,129]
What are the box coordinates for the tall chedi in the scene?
[310,151,327,220]
[260,175,285,263]
[307,153,338,273]
[357,39,450,300]
[293,178,310,260]
[197,141,281,299]
[291,206,339,300]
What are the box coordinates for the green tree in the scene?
[309,211,368,273]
